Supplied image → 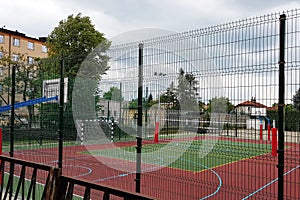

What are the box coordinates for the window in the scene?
[28,41,34,50]
[28,56,34,64]
[0,67,3,76]
[42,45,48,53]
[13,38,20,46]
[12,54,19,62]
[0,51,3,59]
[0,35,4,43]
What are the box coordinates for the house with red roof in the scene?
[235,97,267,116]
[235,97,269,129]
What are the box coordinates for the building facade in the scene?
[235,97,268,116]
[0,27,48,124]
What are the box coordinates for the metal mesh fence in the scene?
[0,9,299,200]
[1,60,58,157]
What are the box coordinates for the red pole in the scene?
[272,128,277,156]
[260,124,263,140]
[154,122,159,143]
[0,128,2,185]
[0,128,2,155]
[267,124,271,141]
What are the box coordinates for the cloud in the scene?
[227,0,299,11]
[1,0,300,38]
[0,0,64,37]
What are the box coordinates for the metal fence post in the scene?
[9,64,16,199]
[136,43,143,193]
[10,65,16,158]
[119,82,122,140]
[278,13,286,200]
[58,58,65,169]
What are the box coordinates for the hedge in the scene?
[267,110,300,131]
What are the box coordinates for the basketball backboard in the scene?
[43,78,68,103]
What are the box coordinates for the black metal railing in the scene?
[0,155,155,200]
[0,155,58,200]
[55,175,154,200]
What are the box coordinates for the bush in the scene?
[267,110,300,131]
[40,103,76,140]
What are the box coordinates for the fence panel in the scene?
[0,9,299,200]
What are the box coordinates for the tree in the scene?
[128,99,138,109]
[147,93,153,103]
[103,87,123,101]
[207,97,234,113]
[45,13,110,78]
[292,88,300,111]
[127,93,157,110]
[145,93,157,108]
[0,52,42,127]
[176,68,198,111]
[128,97,150,109]
[41,13,111,127]
[45,13,111,102]
[160,82,179,110]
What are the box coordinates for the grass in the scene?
[83,139,272,172]
[1,172,83,200]
[1,172,46,199]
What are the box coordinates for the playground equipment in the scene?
[258,116,278,157]
[154,122,159,143]
[258,116,272,141]
[0,96,59,168]
[272,127,278,156]
[0,96,58,113]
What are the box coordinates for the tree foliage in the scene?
[40,13,111,127]
[0,51,42,126]
[127,98,148,109]
[176,68,198,111]
[292,88,300,111]
[147,93,157,108]
[160,82,179,110]
[207,97,234,113]
[103,87,123,101]
[45,13,110,78]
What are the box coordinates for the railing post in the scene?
[53,169,67,200]
[278,13,286,200]
[44,167,61,200]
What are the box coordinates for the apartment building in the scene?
[0,27,48,124]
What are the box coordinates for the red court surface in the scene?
[5,137,300,200]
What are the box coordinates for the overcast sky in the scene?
[1,0,299,39]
